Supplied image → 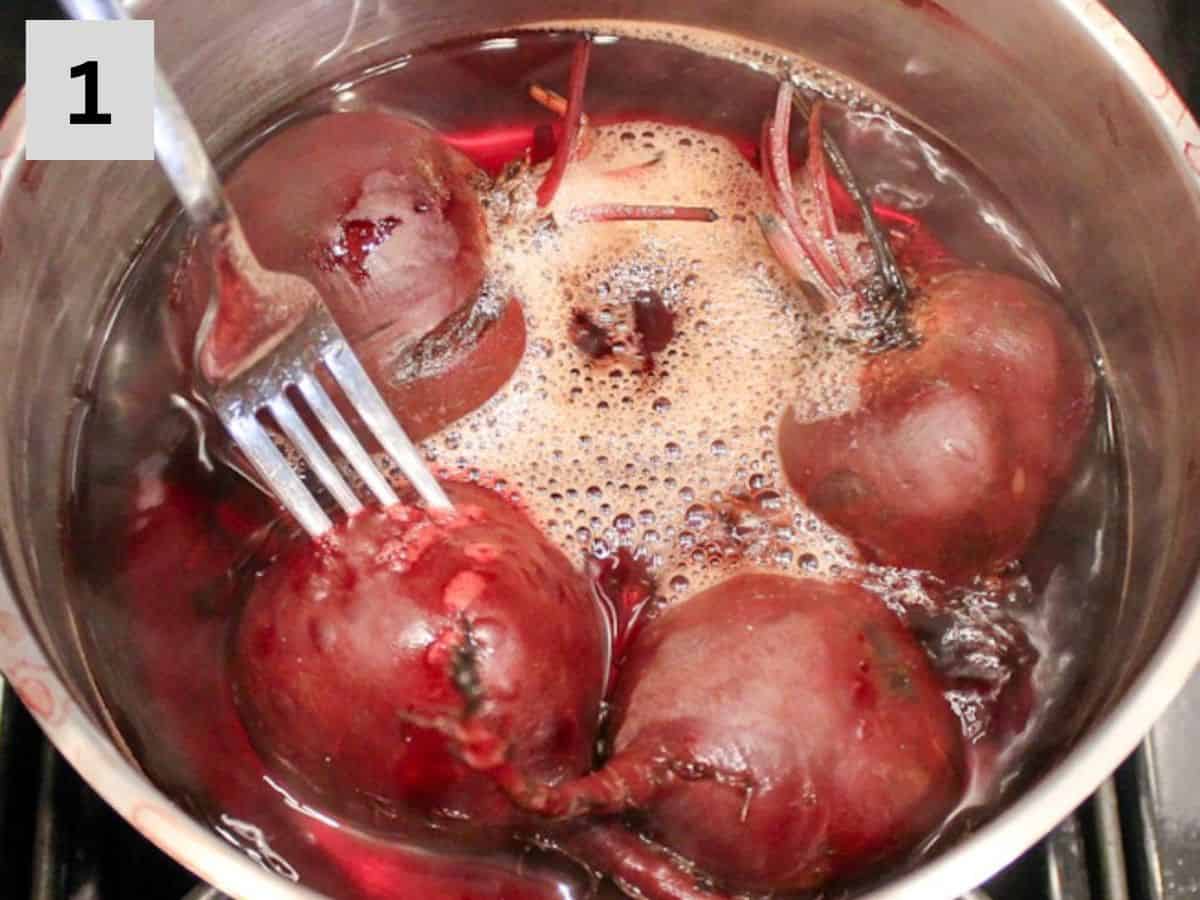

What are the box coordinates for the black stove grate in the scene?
[2,1,1199,898]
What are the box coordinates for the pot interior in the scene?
[3,1,1200,897]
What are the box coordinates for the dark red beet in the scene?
[167,110,525,438]
[224,111,487,345]
[232,481,608,839]
[116,460,594,898]
[360,292,528,443]
[488,573,963,895]
[780,270,1095,581]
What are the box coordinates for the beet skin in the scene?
[781,270,1095,581]
[231,481,608,841]
[492,573,964,895]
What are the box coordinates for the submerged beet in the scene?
[489,573,963,895]
[755,81,1095,581]
[231,481,608,839]
[168,110,525,439]
[780,270,1095,580]
[224,111,488,344]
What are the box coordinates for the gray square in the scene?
[25,20,154,161]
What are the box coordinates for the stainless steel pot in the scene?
[2,1,1200,898]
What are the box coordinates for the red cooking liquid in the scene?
[64,27,1121,899]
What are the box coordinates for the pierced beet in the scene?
[167,110,525,441]
[232,481,608,839]
[484,574,964,895]
[222,112,488,347]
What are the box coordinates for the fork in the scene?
[62,0,453,537]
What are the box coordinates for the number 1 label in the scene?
[68,60,113,125]
[25,19,153,161]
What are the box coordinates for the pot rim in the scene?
[1,2,1199,898]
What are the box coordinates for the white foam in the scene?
[423,121,863,599]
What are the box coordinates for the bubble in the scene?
[756,490,784,513]
[685,504,712,529]
[670,575,690,592]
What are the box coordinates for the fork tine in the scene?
[323,343,454,511]
[225,412,332,537]
[268,393,363,518]
[296,372,400,508]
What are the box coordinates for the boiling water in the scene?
[64,26,1125,899]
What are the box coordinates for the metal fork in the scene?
[63,0,453,537]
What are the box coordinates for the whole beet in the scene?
[168,110,525,440]
[222,110,488,345]
[232,481,608,839]
[780,270,1095,581]
[489,573,963,896]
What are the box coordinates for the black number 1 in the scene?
[69,60,112,125]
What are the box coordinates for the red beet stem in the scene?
[792,91,912,311]
[762,84,848,294]
[529,82,592,160]
[537,39,592,207]
[570,203,718,224]
[528,83,568,116]
[804,101,856,280]
[602,153,664,178]
[757,213,833,311]
[562,826,730,900]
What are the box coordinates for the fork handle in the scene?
[59,0,229,231]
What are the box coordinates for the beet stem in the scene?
[791,90,910,313]
[562,826,729,900]
[570,203,718,224]
[804,101,857,281]
[762,84,848,294]
[602,152,665,178]
[757,213,833,311]
[529,82,592,160]
[528,83,568,116]
[537,38,592,207]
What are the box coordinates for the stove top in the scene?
[1,2,1198,899]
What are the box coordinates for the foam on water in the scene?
[418,120,865,600]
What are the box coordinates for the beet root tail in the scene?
[561,824,730,900]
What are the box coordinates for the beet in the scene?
[488,573,963,895]
[167,110,525,439]
[358,288,528,443]
[780,270,1095,581]
[112,458,596,897]
[224,111,487,344]
[232,481,609,839]
[756,81,1094,582]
